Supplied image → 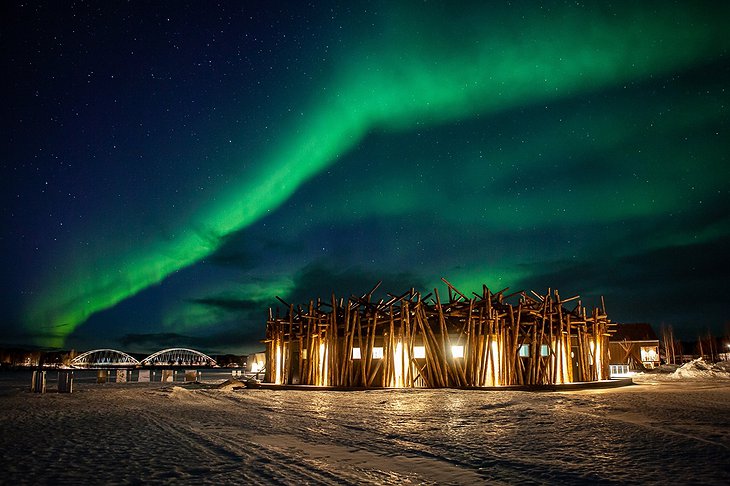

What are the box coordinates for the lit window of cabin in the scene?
[519,344,530,357]
[451,345,464,358]
[372,347,384,359]
[351,347,361,359]
[610,364,629,376]
[413,346,426,359]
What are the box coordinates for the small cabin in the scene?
[608,323,660,375]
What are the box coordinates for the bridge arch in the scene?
[140,348,217,367]
[71,349,140,368]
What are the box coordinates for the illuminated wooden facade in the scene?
[264,280,613,388]
[608,323,660,373]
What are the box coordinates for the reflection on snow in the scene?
[237,385,730,484]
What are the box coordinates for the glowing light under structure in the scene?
[317,341,329,387]
[274,342,283,385]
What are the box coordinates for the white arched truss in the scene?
[71,349,140,368]
[140,348,217,367]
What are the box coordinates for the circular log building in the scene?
[264,279,613,388]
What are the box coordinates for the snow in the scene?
[634,358,730,382]
[0,368,728,484]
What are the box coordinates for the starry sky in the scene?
[2,1,729,354]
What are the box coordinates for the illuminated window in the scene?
[519,345,530,357]
[610,364,629,376]
[302,349,308,360]
[540,345,550,357]
[351,347,361,359]
[413,346,426,359]
[451,345,464,358]
[372,347,384,359]
[640,346,658,363]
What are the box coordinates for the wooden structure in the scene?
[30,370,47,393]
[58,371,73,393]
[264,279,613,388]
[608,323,660,373]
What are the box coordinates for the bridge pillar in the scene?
[58,371,73,393]
[31,371,46,393]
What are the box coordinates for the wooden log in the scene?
[305,309,315,384]
[474,308,485,386]
[356,310,366,387]
[403,301,413,387]
[536,298,547,384]
[347,304,358,386]
[286,306,294,385]
[488,318,498,386]
[465,298,476,386]
[566,314,574,383]
[298,332,304,385]
[441,277,468,302]
[415,304,444,387]
[510,304,522,385]
[330,294,338,386]
[386,309,396,387]
[365,312,378,387]
[434,289,454,386]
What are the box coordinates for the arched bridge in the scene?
[140,348,217,367]
[71,349,140,367]
[70,348,217,368]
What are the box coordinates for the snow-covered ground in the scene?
[1,362,728,485]
[633,358,730,382]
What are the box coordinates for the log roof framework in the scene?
[264,279,614,388]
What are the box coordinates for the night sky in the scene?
[2,1,729,354]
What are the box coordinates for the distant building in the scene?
[608,323,660,375]
[247,352,266,377]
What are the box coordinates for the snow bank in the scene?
[671,358,730,379]
[215,378,246,391]
[636,359,730,382]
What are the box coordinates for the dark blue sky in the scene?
[2,1,729,354]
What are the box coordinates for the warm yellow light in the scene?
[315,342,329,386]
[553,339,569,384]
[275,344,283,385]
[413,346,426,359]
[589,339,603,380]
[488,339,501,386]
[451,345,464,359]
[393,342,403,387]
[641,346,657,362]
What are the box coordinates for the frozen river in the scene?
[0,369,728,484]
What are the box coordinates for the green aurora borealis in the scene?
[3,1,729,351]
